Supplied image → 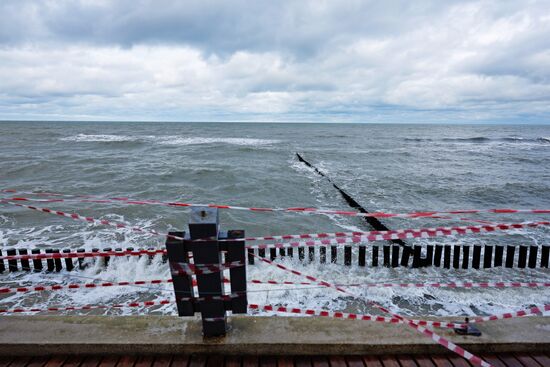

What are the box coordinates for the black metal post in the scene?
[166,231,195,317]
[187,208,226,337]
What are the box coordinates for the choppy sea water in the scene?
[0,121,548,318]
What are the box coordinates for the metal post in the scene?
[188,207,226,337]
[166,231,195,317]
[165,207,247,338]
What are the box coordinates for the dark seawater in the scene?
[0,121,549,317]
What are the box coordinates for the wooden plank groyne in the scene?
[1,243,549,273]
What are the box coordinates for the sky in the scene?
[0,0,549,123]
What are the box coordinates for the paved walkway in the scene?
[2,353,549,367]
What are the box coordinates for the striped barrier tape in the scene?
[0,299,172,314]
[246,221,550,249]
[0,294,544,332]
[0,279,174,294]
[412,304,550,329]
[0,200,185,241]
[251,253,492,367]
[3,278,546,296]
[2,191,549,218]
[0,194,501,230]
[2,200,547,253]
[249,280,550,289]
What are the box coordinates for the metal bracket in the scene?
[453,318,482,336]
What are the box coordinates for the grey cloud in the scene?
[0,0,549,122]
[0,0,470,57]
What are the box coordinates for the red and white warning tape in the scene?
[249,280,550,289]
[2,200,548,253]
[0,200,185,241]
[246,221,550,249]
[2,278,546,296]
[251,253,492,367]
[3,191,549,218]
[262,303,545,330]
[0,279,174,295]
[0,277,240,295]
[412,304,550,329]
[0,296,544,332]
[0,299,172,314]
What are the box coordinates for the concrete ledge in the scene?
[0,315,548,356]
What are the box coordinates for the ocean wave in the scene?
[60,134,280,146]
[157,136,280,146]
[60,134,142,142]
[405,136,550,144]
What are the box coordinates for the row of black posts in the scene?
[0,246,152,273]
[247,243,549,269]
[1,243,549,273]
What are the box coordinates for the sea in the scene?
[0,121,549,318]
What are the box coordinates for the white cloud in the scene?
[0,0,549,122]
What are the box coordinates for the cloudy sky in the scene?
[0,0,549,123]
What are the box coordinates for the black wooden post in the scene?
[330,245,337,263]
[19,249,30,271]
[166,231,195,317]
[400,246,412,267]
[412,246,421,268]
[77,248,85,270]
[472,245,481,269]
[424,245,434,267]
[443,245,451,268]
[462,245,470,269]
[103,247,112,268]
[505,245,515,268]
[518,245,527,268]
[453,245,460,269]
[308,247,315,263]
[287,247,293,258]
[225,230,247,314]
[494,245,504,267]
[344,246,352,266]
[383,245,390,267]
[541,245,549,268]
[270,248,276,261]
[63,249,74,271]
[298,247,305,261]
[391,245,400,268]
[358,245,365,266]
[320,246,327,264]
[53,249,62,271]
[247,248,255,265]
[7,249,17,272]
[32,249,42,272]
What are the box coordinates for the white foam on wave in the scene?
[157,136,280,146]
[59,134,280,147]
[1,205,548,318]
[60,134,141,142]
